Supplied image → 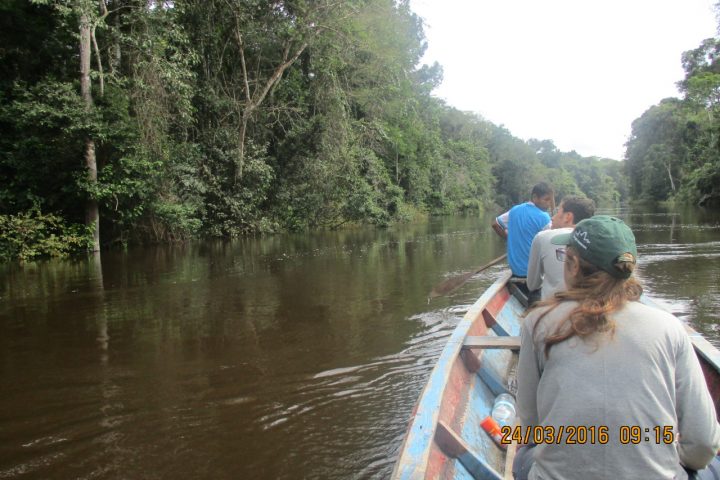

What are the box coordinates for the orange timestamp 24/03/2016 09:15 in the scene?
[500,425,676,446]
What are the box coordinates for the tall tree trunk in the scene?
[109,1,120,75]
[233,17,308,182]
[238,113,249,180]
[80,10,100,252]
[664,161,676,192]
[92,1,108,97]
[395,150,399,184]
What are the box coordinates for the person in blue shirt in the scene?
[491,182,553,278]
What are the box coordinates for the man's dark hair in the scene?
[531,182,554,198]
[561,196,595,223]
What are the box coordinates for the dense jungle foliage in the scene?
[0,0,715,260]
[626,35,720,206]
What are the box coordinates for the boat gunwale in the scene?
[391,271,512,479]
[392,276,720,479]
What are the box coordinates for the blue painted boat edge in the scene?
[392,271,512,480]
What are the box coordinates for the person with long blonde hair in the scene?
[513,216,720,480]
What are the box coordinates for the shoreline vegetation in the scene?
[1,1,719,262]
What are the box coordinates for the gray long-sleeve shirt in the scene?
[526,227,572,299]
[517,300,720,480]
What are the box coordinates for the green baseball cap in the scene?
[551,215,637,278]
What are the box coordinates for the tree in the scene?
[528,139,562,169]
[0,0,634,261]
[78,0,101,251]
[624,32,720,206]
[186,0,351,181]
[487,125,545,205]
[625,99,688,201]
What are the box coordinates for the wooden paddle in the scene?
[429,253,507,299]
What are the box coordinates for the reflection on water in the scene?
[0,207,718,478]
[613,205,720,344]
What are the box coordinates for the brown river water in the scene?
[1,206,719,479]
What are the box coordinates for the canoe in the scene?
[391,271,720,479]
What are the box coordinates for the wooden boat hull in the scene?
[391,271,720,479]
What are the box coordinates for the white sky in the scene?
[410,0,718,160]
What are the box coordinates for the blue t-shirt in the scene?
[497,202,551,276]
